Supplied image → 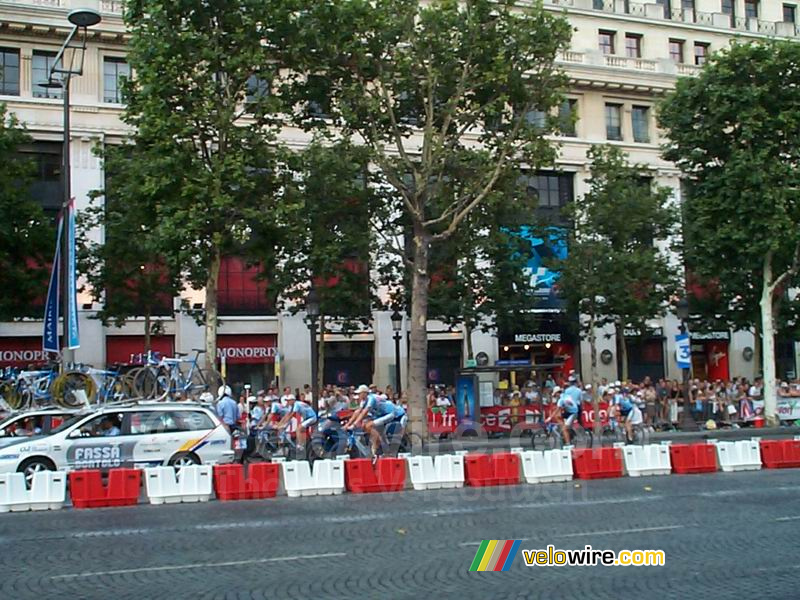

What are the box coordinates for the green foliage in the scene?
[122,0,287,289]
[557,145,679,337]
[659,39,800,334]
[263,139,379,329]
[0,104,52,320]
[78,143,183,328]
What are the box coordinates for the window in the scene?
[681,0,695,11]
[784,4,797,22]
[128,411,179,435]
[32,51,62,99]
[0,48,20,95]
[625,34,642,58]
[103,57,129,103]
[631,106,650,143]
[745,0,758,18]
[599,31,615,55]
[656,0,672,18]
[669,39,684,63]
[558,99,577,137]
[218,256,275,316]
[519,171,574,223]
[18,141,62,218]
[306,75,331,118]
[694,42,709,66]
[593,0,605,8]
[605,103,622,141]
[245,74,270,104]
[74,413,123,437]
[721,0,735,24]
[524,108,547,130]
[172,411,215,432]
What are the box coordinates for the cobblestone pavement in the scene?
[1,469,799,600]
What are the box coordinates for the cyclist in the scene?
[343,384,402,458]
[611,387,644,444]
[557,376,583,444]
[277,395,318,452]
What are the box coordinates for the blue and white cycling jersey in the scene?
[560,385,582,414]
[270,402,288,418]
[615,395,635,414]
[292,401,317,421]
[362,394,405,420]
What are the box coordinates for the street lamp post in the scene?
[306,286,320,413]
[42,9,102,371]
[676,297,698,431]
[390,309,403,396]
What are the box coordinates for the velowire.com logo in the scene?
[469,540,522,572]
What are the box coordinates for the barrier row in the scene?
[1,437,799,511]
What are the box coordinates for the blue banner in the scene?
[66,201,79,349]
[675,333,691,370]
[43,216,63,354]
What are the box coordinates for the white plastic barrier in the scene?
[622,445,672,477]
[519,449,572,484]
[281,459,345,497]
[715,440,762,472]
[406,455,465,490]
[0,471,66,512]
[144,466,213,505]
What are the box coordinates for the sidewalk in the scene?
[420,425,800,455]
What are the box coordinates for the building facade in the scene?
[0,0,797,394]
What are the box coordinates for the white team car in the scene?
[0,402,235,485]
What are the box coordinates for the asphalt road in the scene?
[2,468,799,600]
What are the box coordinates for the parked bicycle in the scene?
[133,349,223,401]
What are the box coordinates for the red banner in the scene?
[0,337,50,368]
[423,402,611,434]
[217,334,277,364]
[428,407,458,434]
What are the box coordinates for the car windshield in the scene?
[51,414,89,434]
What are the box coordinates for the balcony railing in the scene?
[558,50,700,77]
[544,0,798,38]
[3,0,124,13]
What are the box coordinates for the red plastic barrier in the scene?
[464,453,520,487]
[213,463,281,501]
[69,468,142,509]
[669,444,718,474]
[572,448,624,480]
[246,462,280,499]
[344,458,406,493]
[213,464,248,501]
[760,439,800,469]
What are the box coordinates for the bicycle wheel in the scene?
[52,371,96,407]
[0,381,23,410]
[188,368,224,399]
[134,366,162,399]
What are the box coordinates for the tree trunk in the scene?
[616,322,629,381]
[753,321,762,378]
[143,310,151,354]
[317,313,326,399]
[589,311,600,441]
[408,228,431,439]
[465,322,474,361]
[760,252,777,424]
[205,248,221,370]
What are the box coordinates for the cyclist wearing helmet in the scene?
[277,394,317,451]
[557,376,582,444]
[611,387,643,443]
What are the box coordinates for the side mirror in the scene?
[67,429,82,439]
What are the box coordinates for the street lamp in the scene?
[306,286,320,412]
[676,297,697,431]
[42,8,102,370]
[390,309,403,396]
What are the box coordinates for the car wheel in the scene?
[168,452,200,470]
[18,457,56,489]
